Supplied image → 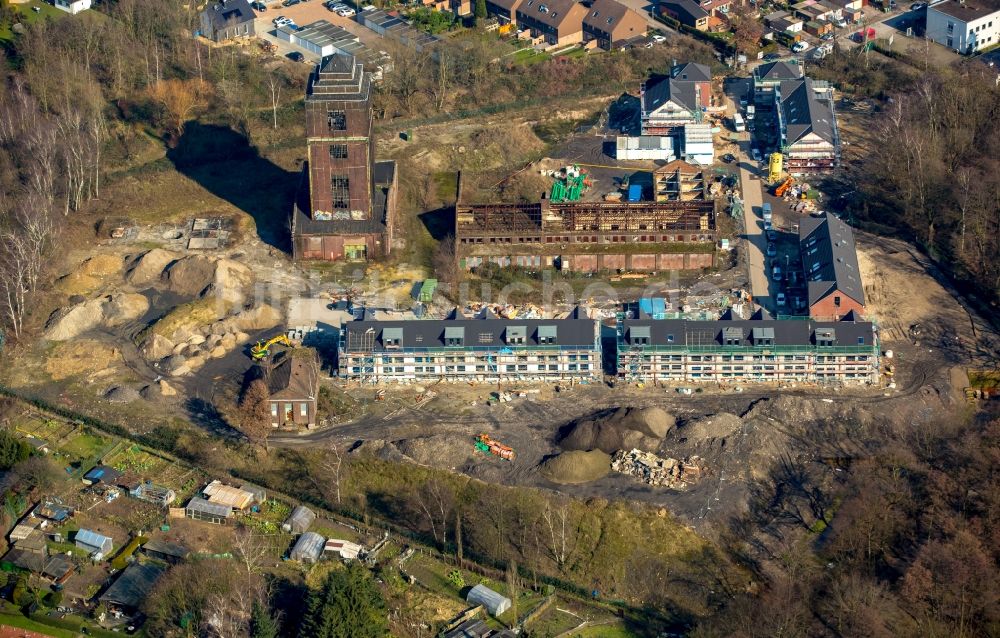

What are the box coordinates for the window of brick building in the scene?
[331,175,350,208]
[328,110,347,130]
[329,144,348,159]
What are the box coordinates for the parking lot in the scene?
[252,0,386,62]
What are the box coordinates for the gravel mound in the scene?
[678,413,744,441]
[43,293,148,341]
[125,249,178,286]
[163,256,252,304]
[395,435,472,466]
[349,439,406,463]
[104,386,141,403]
[539,450,611,484]
[559,407,672,454]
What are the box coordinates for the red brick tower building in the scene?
[293,54,396,261]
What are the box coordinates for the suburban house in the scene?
[485,0,526,24]
[582,0,648,49]
[776,77,839,173]
[514,0,589,46]
[697,0,734,17]
[263,351,320,429]
[752,60,804,101]
[799,212,866,319]
[640,62,712,134]
[338,308,601,383]
[617,314,878,384]
[659,0,710,29]
[199,0,256,42]
[75,529,114,557]
[925,0,1000,53]
[52,0,91,14]
[100,563,167,614]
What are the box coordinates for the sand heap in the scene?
[559,407,675,454]
[539,449,611,484]
[44,293,150,341]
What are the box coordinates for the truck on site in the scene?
[761,202,772,223]
[746,105,755,120]
[475,434,516,461]
[733,113,745,132]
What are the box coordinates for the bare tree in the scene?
[413,478,454,550]
[309,440,346,507]
[267,75,282,130]
[238,379,273,452]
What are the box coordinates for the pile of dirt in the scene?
[349,439,406,463]
[125,248,179,286]
[57,255,125,295]
[104,386,141,403]
[44,293,150,341]
[163,256,252,304]
[677,413,744,441]
[140,303,277,376]
[140,379,179,400]
[559,407,674,454]
[45,340,123,380]
[395,435,472,467]
[539,450,610,484]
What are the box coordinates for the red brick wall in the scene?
[809,291,864,320]
[305,94,374,220]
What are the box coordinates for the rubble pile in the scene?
[611,448,704,488]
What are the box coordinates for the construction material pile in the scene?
[539,450,611,484]
[560,407,675,454]
[611,449,704,488]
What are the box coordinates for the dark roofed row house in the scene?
[199,0,256,43]
[338,308,601,383]
[617,314,879,384]
[799,212,865,319]
[640,62,712,135]
[486,0,646,48]
[753,62,839,174]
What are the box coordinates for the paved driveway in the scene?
[736,142,771,307]
[611,0,676,34]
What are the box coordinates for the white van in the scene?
[734,113,746,132]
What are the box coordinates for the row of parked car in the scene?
[256,0,356,13]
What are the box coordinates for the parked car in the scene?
[767,229,777,241]
[766,242,777,257]
[751,148,762,162]
[772,265,782,280]
[722,153,736,163]
[821,32,834,40]
[287,51,305,61]
[337,6,356,15]
[791,41,810,53]
[651,34,667,43]
[282,0,300,7]
[776,292,787,307]
[251,1,266,10]
[835,17,848,27]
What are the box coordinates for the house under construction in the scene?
[454,172,717,273]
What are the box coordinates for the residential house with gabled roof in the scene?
[582,0,648,49]
[515,0,589,46]
[798,212,865,319]
[640,62,712,134]
[659,0,710,29]
[259,350,320,429]
[199,0,256,42]
[752,60,804,100]
[776,77,839,173]
[485,0,526,24]
[925,0,1000,54]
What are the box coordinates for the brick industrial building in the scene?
[453,179,717,273]
[292,54,397,261]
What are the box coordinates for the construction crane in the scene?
[474,434,516,461]
[250,334,294,361]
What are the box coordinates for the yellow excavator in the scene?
[250,334,293,361]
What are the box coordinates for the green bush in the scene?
[42,591,63,608]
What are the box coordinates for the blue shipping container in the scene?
[627,184,642,202]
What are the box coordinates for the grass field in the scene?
[0,611,76,638]
[510,47,552,65]
[58,432,112,461]
[0,0,66,43]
